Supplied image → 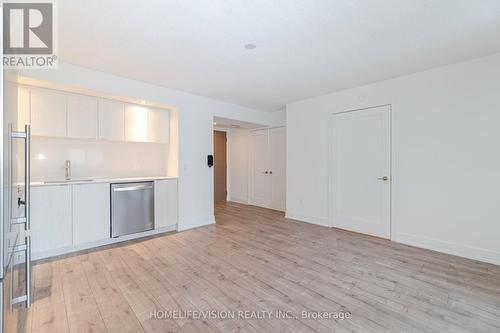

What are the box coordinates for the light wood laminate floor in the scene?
[6,202,500,332]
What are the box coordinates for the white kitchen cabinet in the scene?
[67,94,98,139]
[17,86,31,131]
[154,179,178,228]
[30,88,67,137]
[125,104,149,142]
[31,185,72,254]
[98,99,125,141]
[72,183,110,245]
[148,108,170,143]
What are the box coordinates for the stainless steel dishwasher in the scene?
[111,182,154,237]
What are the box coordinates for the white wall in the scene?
[270,108,287,127]
[287,53,500,265]
[228,128,249,204]
[16,62,273,231]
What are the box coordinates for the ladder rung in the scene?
[12,244,27,253]
[11,131,27,139]
[10,217,27,225]
[11,295,28,305]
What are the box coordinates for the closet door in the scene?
[250,129,270,208]
[269,127,286,211]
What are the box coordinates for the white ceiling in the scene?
[59,0,500,111]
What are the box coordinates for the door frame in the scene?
[213,128,231,202]
[328,104,393,239]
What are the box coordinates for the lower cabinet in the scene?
[31,179,178,258]
[31,185,72,254]
[72,183,110,245]
[154,179,178,228]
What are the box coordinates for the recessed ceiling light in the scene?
[244,43,256,50]
[213,122,217,125]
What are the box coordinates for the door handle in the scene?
[269,171,273,174]
[377,176,389,181]
[114,185,153,192]
[262,171,268,174]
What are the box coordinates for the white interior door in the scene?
[250,129,270,207]
[331,105,391,238]
[269,127,286,211]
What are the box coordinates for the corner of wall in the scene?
[392,232,500,266]
[177,215,216,232]
[285,210,330,227]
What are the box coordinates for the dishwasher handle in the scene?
[113,185,153,192]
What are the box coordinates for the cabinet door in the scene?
[269,127,286,211]
[31,185,72,254]
[72,183,110,245]
[17,86,31,131]
[125,104,148,142]
[67,94,98,139]
[98,99,125,141]
[154,179,178,228]
[148,108,170,143]
[30,88,67,137]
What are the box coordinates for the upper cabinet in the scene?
[17,86,31,131]
[18,85,169,144]
[67,94,98,139]
[30,88,67,137]
[98,99,125,141]
[148,108,170,143]
[125,104,149,142]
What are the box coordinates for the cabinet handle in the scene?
[113,185,153,192]
[269,171,273,175]
[263,171,268,174]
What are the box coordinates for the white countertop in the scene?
[16,176,178,187]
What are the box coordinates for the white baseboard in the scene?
[32,225,177,261]
[178,215,215,231]
[285,211,331,227]
[285,214,500,266]
[393,232,500,266]
[228,196,249,205]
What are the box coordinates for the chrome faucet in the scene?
[64,160,71,180]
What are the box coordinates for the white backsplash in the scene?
[26,137,168,182]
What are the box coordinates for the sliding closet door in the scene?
[250,129,270,207]
[269,127,286,211]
